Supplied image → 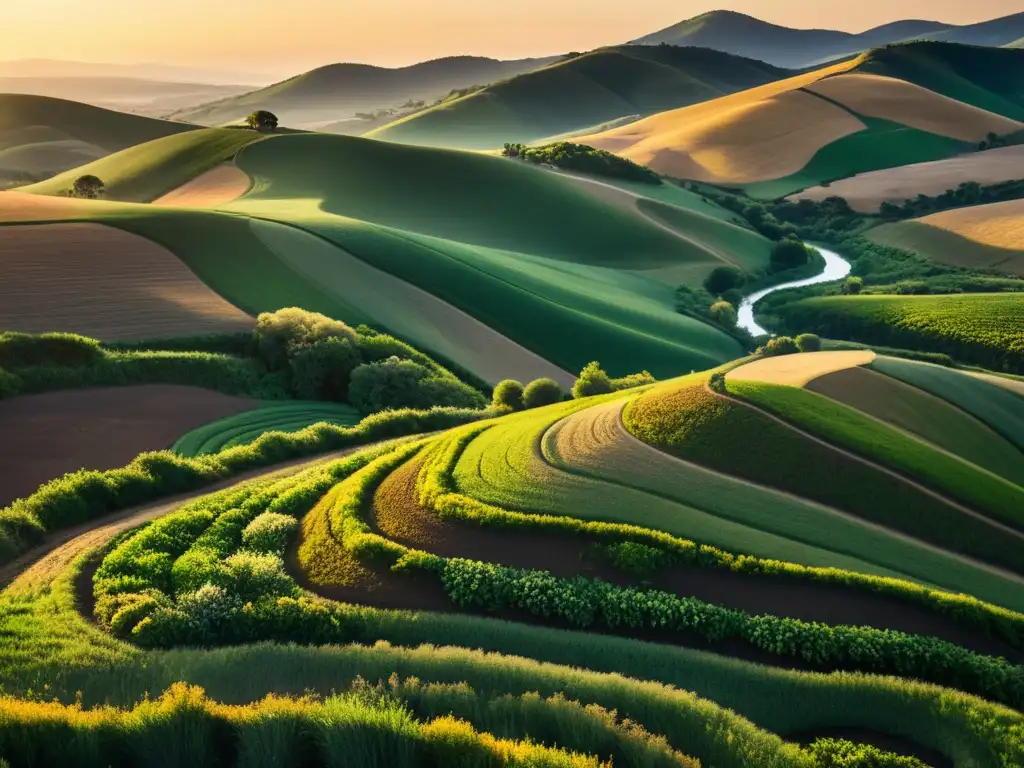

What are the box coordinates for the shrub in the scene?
[795,333,822,352]
[572,362,613,399]
[759,336,799,357]
[523,378,564,409]
[610,371,656,391]
[703,266,745,296]
[254,308,358,371]
[0,331,102,368]
[349,357,485,413]
[0,367,19,399]
[215,552,297,602]
[770,238,810,271]
[242,512,299,555]
[503,141,661,185]
[709,301,738,328]
[289,336,362,400]
[492,379,525,411]
[843,276,864,295]
[808,738,928,768]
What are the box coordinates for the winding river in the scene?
[737,244,852,337]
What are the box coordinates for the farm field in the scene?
[172,401,363,457]
[0,384,254,506]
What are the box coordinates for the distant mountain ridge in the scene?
[171,55,558,129]
[632,10,1024,68]
[0,59,269,86]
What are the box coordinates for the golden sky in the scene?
[0,0,1019,77]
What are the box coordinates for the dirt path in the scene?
[712,386,1024,567]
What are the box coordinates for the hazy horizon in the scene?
[1,0,1020,81]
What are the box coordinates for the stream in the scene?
[736,244,852,337]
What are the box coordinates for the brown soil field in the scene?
[578,61,863,184]
[0,222,253,339]
[0,385,256,507]
[725,351,876,387]
[792,145,1024,212]
[152,164,251,208]
[806,74,1023,142]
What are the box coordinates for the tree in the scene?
[795,333,822,353]
[523,378,563,409]
[246,110,279,132]
[770,238,809,271]
[71,175,104,199]
[492,379,524,411]
[254,308,358,371]
[289,337,362,401]
[709,300,738,328]
[843,276,864,295]
[348,356,484,413]
[758,336,799,357]
[572,361,613,399]
[703,266,744,296]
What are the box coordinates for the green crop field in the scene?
[172,401,363,457]
[773,293,1024,373]
[21,128,266,202]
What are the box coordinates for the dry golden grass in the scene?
[0,222,253,340]
[578,61,863,184]
[806,74,1023,142]
[0,190,116,221]
[725,351,876,387]
[919,198,1024,250]
[792,145,1024,213]
[152,163,251,208]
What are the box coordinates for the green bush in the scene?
[704,266,745,296]
[349,357,486,413]
[610,371,657,391]
[289,336,363,400]
[710,301,738,328]
[492,379,525,411]
[770,239,810,272]
[572,362,613,399]
[523,379,564,409]
[808,738,928,768]
[0,331,101,368]
[759,337,799,356]
[241,512,299,555]
[254,307,359,370]
[795,334,822,352]
[0,367,20,399]
[503,141,661,185]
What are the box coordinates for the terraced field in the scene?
[4,353,1024,766]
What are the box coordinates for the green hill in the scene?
[631,9,1024,69]
[171,55,555,129]
[369,46,788,150]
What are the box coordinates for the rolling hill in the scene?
[631,9,1024,68]
[170,55,557,129]
[367,46,788,150]
[579,42,1024,199]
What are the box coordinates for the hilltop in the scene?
[368,45,787,150]
[170,55,556,129]
[632,9,1024,68]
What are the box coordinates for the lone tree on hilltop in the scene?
[247,110,279,132]
[71,175,105,199]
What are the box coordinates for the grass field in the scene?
[172,401,363,457]
[21,128,266,202]
[773,293,1024,373]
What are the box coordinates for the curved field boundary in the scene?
[871,357,1024,451]
[868,220,1024,276]
[172,401,363,457]
[249,218,577,388]
[0,190,132,222]
[914,197,1024,251]
[964,370,1024,397]
[0,222,254,340]
[793,145,1024,213]
[152,163,252,208]
[806,366,1024,487]
[806,74,1024,143]
[725,350,875,387]
[543,398,1024,608]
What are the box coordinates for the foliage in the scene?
[246,110,279,132]
[254,307,359,372]
[572,362,613,399]
[807,738,928,768]
[795,334,822,352]
[0,366,19,400]
[844,277,864,295]
[878,179,1024,220]
[241,512,299,555]
[770,239,810,271]
[0,331,102,368]
[503,142,661,185]
[522,378,564,409]
[71,174,105,199]
[289,336,362,401]
[758,337,799,357]
[704,266,745,296]
[492,380,525,411]
[349,357,487,414]
[709,301,738,328]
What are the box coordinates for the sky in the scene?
[0,0,1019,80]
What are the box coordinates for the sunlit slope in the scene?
[225,133,754,376]
[368,46,787,150]
[21,128,265,202]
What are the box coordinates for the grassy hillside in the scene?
[20,128,266,201]
[368,46,787,150]
[221,133,758,376]
[172,55,555,128]
[631,9,1024,69]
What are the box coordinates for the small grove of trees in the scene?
[246,110,279,132]
[754,334,820,356]
[490,378,566,410]
[571,361,656,400]
[770,237,810,272]
[709,300,738,328]
[879,179,1024,220]
[703,266,744,296]
[65,175,105,199]
[502,141,662,185]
